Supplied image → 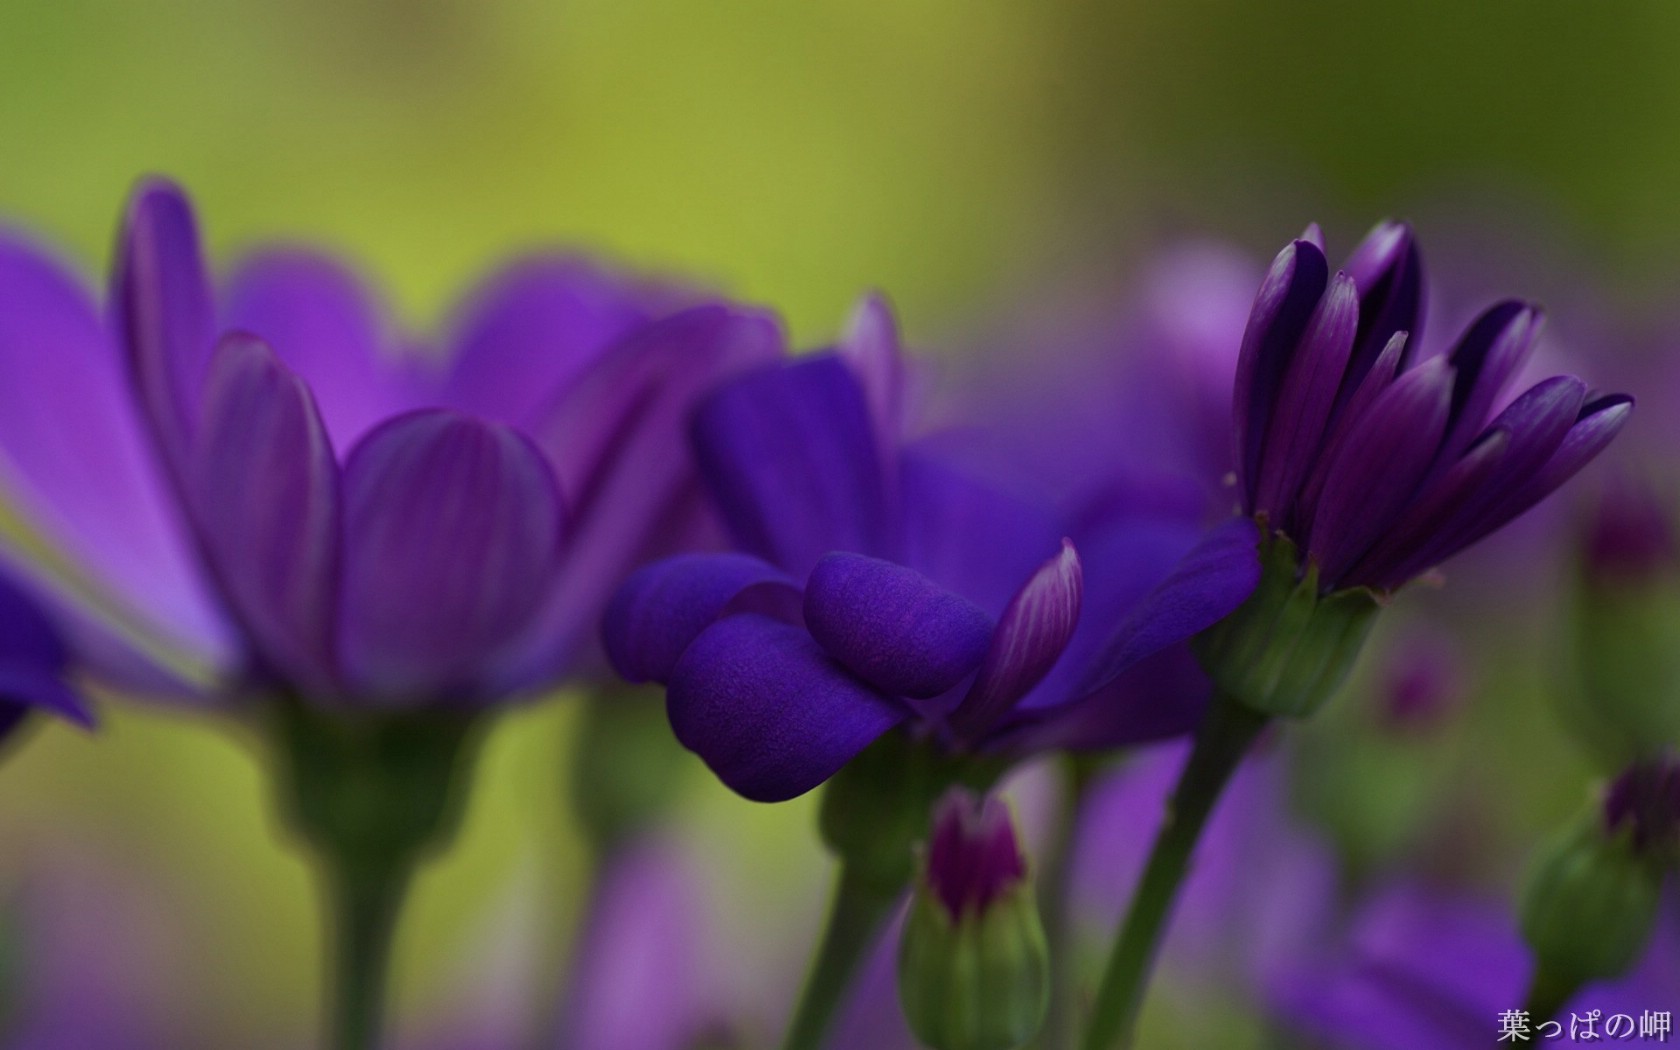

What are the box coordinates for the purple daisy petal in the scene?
[0,574,91,731]
[1437,300,1542,465]
[1342,221,1424,391]
[1253,271,1358,526]
[1294,331,1408,535]
[441,255,671,428]
[190,334,341,690]
[339,410,564,701]
[222,248,409,450]
[950,540,1082,738]
[667,614,908,802]
[693,352,891,578]
[804,552,994,700]
[1078,517,1262,694]
[602,553,799,684]
[113,177,216,465]
[1308,356,1455,585]
[1233,239,1330,513]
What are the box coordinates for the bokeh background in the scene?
[0,1,1676,1045]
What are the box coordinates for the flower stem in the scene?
[1036,756,1100,1050]
[1080,696,1268,1050]
[1521,966,1579,1028]
[327,853,414,1050]
[780,867,901,1050]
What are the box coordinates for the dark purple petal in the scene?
[1079,518,1262,694]
[926,789,1027,919]
[441,255,670,427]
[1439,301,1542,464]
[667,614,908,802]
[340,410,563,700]
[838,292,907,459]
[1308,357,1454,586]
[950,540,1082,738]
[222,249,409,450]
[693,353,890,578]
[1232,239,1330,513]
[804,552,993,699]
[1002,646,1209,753]
[1253,271,1358,526]
[0,235,231,675]
[1295,331,1408,534]
[602,553,799,684]
[190,334,341,690]
[1342,221,1424,391]
[502,304,783,684]
[0,574,91,729]
[113,178,216,464]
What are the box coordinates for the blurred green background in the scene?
[0,0,1674,1043]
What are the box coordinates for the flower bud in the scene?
[1519,765,1675,987]
[898,789,1047,1050]
[1566,476,1680,767]
[1193,534,1381,719]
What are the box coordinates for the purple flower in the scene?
[0,571,91,743]
[0,179,781,708]
[1234,223,1632,592]
[604,302,1259,801]
[1582,473,1678,582]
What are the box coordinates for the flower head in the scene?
[1234,222,1631,593]
[0,179,781,709]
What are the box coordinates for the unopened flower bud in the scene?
[1604,756,1680,870]
[1193,534,1381,719]
[898,788,1047,1050]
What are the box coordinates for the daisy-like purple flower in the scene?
[604,299,1259,803]
[1235,222,1631,593]
[0,178,781,711]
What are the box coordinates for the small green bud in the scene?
[1193,534,1381,719]
[897,789,1048,1050]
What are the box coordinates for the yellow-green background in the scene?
[0,0,1675,1043]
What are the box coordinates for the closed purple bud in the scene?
[1604,757,1680,861]
[926,788,1027,920]
[1584,475,1678,583]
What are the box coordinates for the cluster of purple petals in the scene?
[602,301,1262,802]
[0,179,786,711]
[1234,223,1632,592]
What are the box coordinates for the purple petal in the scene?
[0,235,231,679]
[1253,271,1358,526]
[950,540,1082,738]
[602,553,799,684]
[1438,301,1542,465]
[1079,517,1262,694]
[189,334,341,690]
[1308,357,1455,585]
[838,291,907,459]
[1295,331,1408,533]
[442,255,672,427]
[667,614,908,802]
[1342,221,1424,391]
[1232,239,1330,513]
[113,178,216,464]
[222,249,411,450]
[0,574,91,729]
[693,353,890,578]
[340,410,563,700]
[804,552,994,699]
[495,304,783,685]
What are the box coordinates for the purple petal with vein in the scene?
[1438,301,1541,463]
[667,614,907,802]
[951,540,1082,738]
[602,553,798,684]
[804,552,993,699]
[340,410,563,701]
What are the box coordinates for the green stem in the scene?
[1080,696,1269,1050]
[1520,966,1580,1028]
[328,855,415,1050]
[1036,756,1099,1050]
[780,867,901,1050]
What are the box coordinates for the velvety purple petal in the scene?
[1000,646,1208,753]
[1232,239,1329,513]
[667,614,908,802]
[693,352,890,578]
[1342,221,1424,391]
[113,178,216,463]
[950,540,1082,738]
[837,292,907,459]
[804,552,993,699]
[494,304,783,686]
[0,235,232,681]
[340,410,563,700]
[189,334,341,690]
[602,553,799,684]
[222,249,410,450]
[1078,517,1262,694]
[441,255,670,427]
[1308,357,1454,585]
[1295,331,1408,532]
[1253,271,1358,526]
[1438,301,1542,465]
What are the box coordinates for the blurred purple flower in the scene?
[1376,630,1468,733]
[0,572,90,743]
[604,304,1259,801]
[1583,473,1679,582]
[1603,756,1680,858]
[0,179,782,708]
[1234,223,1631,592]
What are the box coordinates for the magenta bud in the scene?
[926,787,1028,921]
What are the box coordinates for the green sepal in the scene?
[1519,811,1664,987]
[1193,533,1381,720]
